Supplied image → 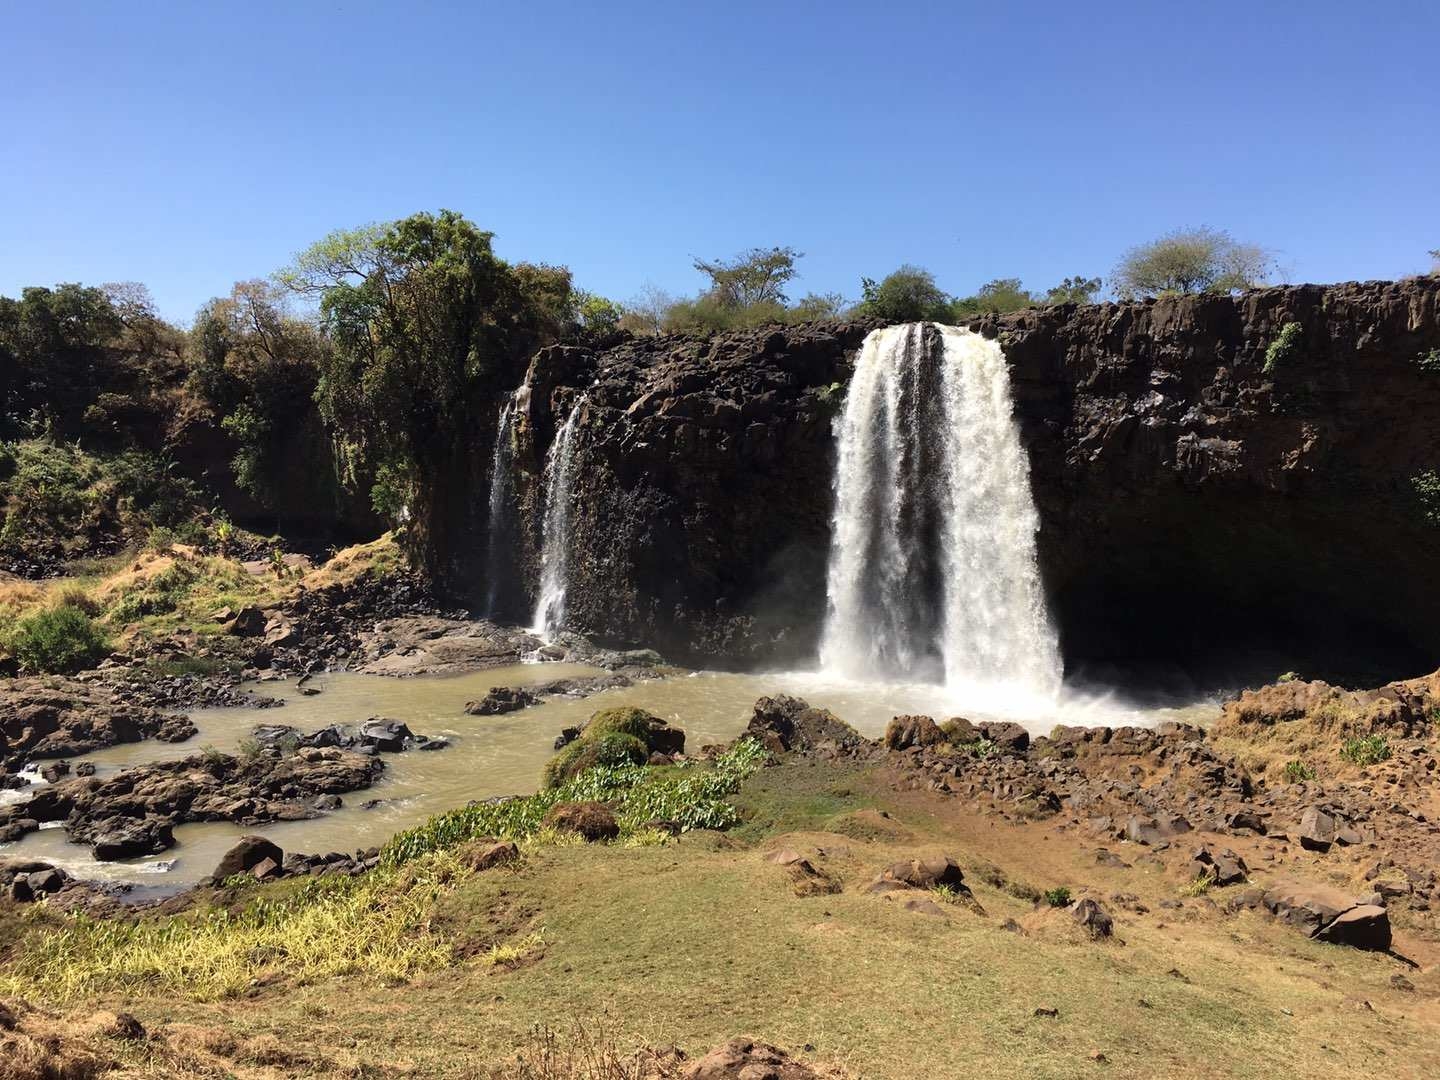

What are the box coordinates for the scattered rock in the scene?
[458,840,521,872]
[884,715,945,751]
[542,801,620,841]
[212,836,284,881]
[1189,846,1248,886]
[465,686,540,715]
[684,1037,824,1079]
[1262,879,1392,951]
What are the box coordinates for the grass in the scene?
[1181,874,1213,898]
[1281,759,1317,783]
[1339,734,1391,766]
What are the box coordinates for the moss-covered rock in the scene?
[541,706,686,788]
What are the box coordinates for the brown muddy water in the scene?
[0,663,1219,891]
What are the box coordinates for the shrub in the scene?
[542,707,669,788]
[1282,759,1317,783]
[5,603,110,673]
[1113,227,1276,298]
[1277,670,1302,683]
[1181,874,1212,897]
[1263,321,1303,375]
[1413,470,1440,525]
[1042,886,1072,908]
[1339,734,1391,766]
[855,266,951,323]
[1416,348,1440,374]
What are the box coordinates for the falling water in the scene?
[483,394,519,618]
[819,324,1062,696]
[530,398,585,638]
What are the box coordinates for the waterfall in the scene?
[818,324,1061,696]
[530,398,585,638]
[483,394,518,618]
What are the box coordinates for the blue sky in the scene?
[3,0,1437,322]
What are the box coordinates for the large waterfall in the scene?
[530,398,585,638]
[819,324,1062,696]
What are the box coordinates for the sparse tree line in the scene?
[2,211,1432,542]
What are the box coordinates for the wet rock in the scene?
[213,836,284,880]
[359,718,413,752]
[465,686,540,715]
[92,819,174,860]
[39,761,70,783]
[0,677,196,771]
[542,800,619,841]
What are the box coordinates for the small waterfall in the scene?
[483,394,518,618]
[530,398,585,638]
[819,324,1061,696]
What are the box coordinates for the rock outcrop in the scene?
[0,678,195,774]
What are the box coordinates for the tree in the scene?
[692,246,801,308]
[789,292,847,321]
[855,266,952,322]
[1429,249,1440,273]
[619,284,675,335]
[1113,227,1276,298]
[0,284,122,433]
[951,278,1036,317]
[1044,275,1103,306]
[189,280,330,507]
[282,210,565,556]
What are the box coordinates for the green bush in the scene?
[542,707,669,788]
[384,738,769,866]
[1339,734,1390,766]
[1043,886,1072,908]
[1413,470,1440,525]
[6,604,111,674]
[1416,348,1440,374]
[1282,759,1317,783]
[1263,321,1303,375]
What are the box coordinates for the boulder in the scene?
[249,856,281,881]
[229,606,267,636]
[213,836,284,881]
[1070,898,1114,938]
[1189,846,1248,886]
[359,719,412,753]
[1124,813,1192,846]
[459,840,522,872]
[872,855,967,893]
[979,721,1030,754]
[91,819,174,861]
[884,715,945,751]
[683,1037,823,1079]
[746,695,867,755]
[1297,806,1339,852]
[1262,879,1392,951]
[542,801,620,842]
[940,716,980,744]
[465,687,540,716]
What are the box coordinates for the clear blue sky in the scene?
[3,0,1437,322]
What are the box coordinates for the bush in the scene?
[1282,759,1317,783]
[855,266,951,323]
[5,604,110,673]
[1113,227,1276,298]
[1413,470,1440,525]
[1263,321,1303,375]
[1339,734,1391,766]
[1043,886,1072,908]
[542,707,670,788]
[1416,348,1440,374]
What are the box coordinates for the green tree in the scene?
[692,246,801,308]
[788,292,847,321]
[950,278,1035,317]
[855,266,952,322]
[189,280,331,508]
[1044,275,1102,306]
[0,284,122,432]
[1113,227,1276,298]
[282,210,566,559]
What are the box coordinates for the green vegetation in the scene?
[1263,321,1303,375]
[1411,470,1440,525]
[1112,227,1276,298]
[1281,759,1317,783]
[542,707,672,788]
[3,602,110,673]
[1417,347,1440,373]
[1180,874,1213,898]
[852,267,1102,325]
[1276,670,1302,682]
[1339,734,1391,766]
[385,737,769,866]
[1042,886,1072,908]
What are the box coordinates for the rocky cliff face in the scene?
[460,278,1440,686]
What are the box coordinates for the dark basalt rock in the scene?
[439,280,1440,683]
[0,677,196,772]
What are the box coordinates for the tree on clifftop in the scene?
[692,246,801,308]
[1113,227,1276,298]
[281,210,569,550]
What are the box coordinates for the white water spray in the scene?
[530,398,585,638]
[819,324,1061,698]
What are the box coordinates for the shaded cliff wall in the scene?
[464,278,1440,684]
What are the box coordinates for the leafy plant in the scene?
[1277,670,1302,683]
[5,603,110,674]
[1282,759,1317,783]
[1339,734,1391,766]
[1413,470,1440,525]
[1416,348,1440,374]
[1180,874,1213,897]
[1263,321,1303,375]
[1042,886,1072,908]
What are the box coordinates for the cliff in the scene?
[462,278,1440,685]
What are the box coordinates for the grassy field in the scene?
[3,758,1437,1078]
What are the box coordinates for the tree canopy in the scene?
[1112,227,1276,298]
